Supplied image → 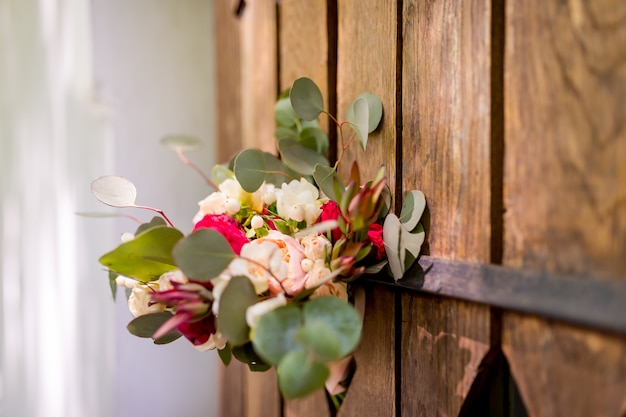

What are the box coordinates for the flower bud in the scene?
[251,215,264,229]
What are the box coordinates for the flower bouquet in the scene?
[91,78,425,403]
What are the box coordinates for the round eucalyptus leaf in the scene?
[347,92,383,133]
[299,126,329,154]
[211,164,235,186]
[275,97,299,128]
[290,77,324,121]
[127,311,174,338]
[234,149,267,192]
[347,97,370,151]
[160,134,203,152]
[277,139,329,176]
[295,319,342,362]
[262,152,290,187]
[91,176,137,207]
[399,190,426,231]
[277,351,329,399]
[383,213,403,280]
[218,277,258,346]
[252,304,304,365]
[172,228,236,281]
[302,297,362,358]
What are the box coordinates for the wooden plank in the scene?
[215,0,243,163]
[284,390,329,417]
[503,313,626,417]
[503,0,626,279]
[220,361,245,417]
[239,0,278,153]
[336,0,397,189]
[401,294,490,417]
[338,285,396,416]
[402,0,494,262]
[244,368,281,417]
[368,256,626,335]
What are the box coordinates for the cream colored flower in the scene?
[299,234,331,261]
[157,269,188,291]
[304,259,332,289]
[198,191,227,216]
[228,240,287,294]
[193,331,228,352]
[311,281,348,302]
[245,293,287,329]
[275,179,322,226]
[128,282,164,317]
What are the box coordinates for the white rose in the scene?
[128,283,164,317]
[157,269,188,291]
[220,178,264,212]
[261,183,277,205]
[311,281,348,302]
[304,259,332,289]
[210,273,232,315]
[245,293,287,329]
[275,179,322,226]
[299,234,331,260]
[198,191,227,215]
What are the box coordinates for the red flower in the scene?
[193,214,248,254]
[319,201,343,242]
[367,223,385,261]
[177,314,217,347]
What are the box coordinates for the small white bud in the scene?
[301,258,314,273]
[120,232,134,242]
[251,215,264,229]
[225,198,241,214]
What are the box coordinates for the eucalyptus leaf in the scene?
[398,190,426,231]
[313,164,341,201]
[99,226,183,282]
[134,216,167,236]
[218,276,258,346]
[91,176,137,207]
[347,92,383,133]
[277,351,329,399]
[299,127,329,155]
[383,213,403,280]
[262,152,291,187]
[108,270,118,301]
[275,97,299,128]
[160,134,203,152]
[234,149,267,192]
[252,304,304,365]
[127,311,174,338]
[402,224,425,260]
[302,297,362,359]
[275,127,298,141]
[290,77,324,121]
[348,97,370,151]
[295,320,342,362]
[211,164,234,186]
[218,344,232,366]
[278,139,329,176]
[172,228,236,281]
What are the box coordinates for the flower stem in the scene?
[176,149,218,190]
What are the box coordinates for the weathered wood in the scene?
[503,0,626,279]
[215,0,243,163]
[239,0,278,153]
[338,285,396,416]
[284,390,329,417]
[402,0,494,262]
[220,361,245,417]
[244,367,281,417]
[401,294,491,417]
[368,256,626,335]
[336,0,397,189]
[503,313,626,417]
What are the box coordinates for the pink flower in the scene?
[367,223,385,261]
[193,214,248,255]
[254,230,306,296]
[318,201,343,242]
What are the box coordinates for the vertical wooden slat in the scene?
[244,368,281,417]
[338,286,396,416]
[336,0,397,187]
[215,0,243,163]
[220,361,245,417]
[401,295,491,417]
[401,1,495,415]
[240,0,278,153]
[503,1,626,415]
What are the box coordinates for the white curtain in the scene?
[0,1,115,417]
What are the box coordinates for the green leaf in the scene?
[295,320,342,362]
[278,139,329,176]
[302,297,362,359]
[108,270,118,301]
[211,164,235,186]
[218,344,232,366]
[160,134,203,152]
[290,77,324,121]
[262,152,291,187]
[275,97,299,128]
[313,164,341,201]
[398,190,426,231]
[347,97,370,151]
[234,149,267,192]
[252,304,304,365]
[275,126,298,140]
[91,176,137,207]
[402,223,425,260]
[299,127,329,155]
[217,276,258,346]
[347,92,383,133]
[172,229,236,281]
[135,216,167,236]
[231,342,270,372]
[127,311,174,338]
[277,351,329,399]
[99,226,183,282]
[383,213,403,280]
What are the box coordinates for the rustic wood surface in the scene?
[401,294,491,417]
[338,285,396,416]
[503,313,626,417]
[336,0,397,190]
[215,0,243,163]
[503,0,626,279]
[239,0,277,153]
[284,390,329,417]
[402,0,494,262]
[244,367,281,417]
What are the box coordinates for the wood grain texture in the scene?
[338,286,396,416]
[503,313,626,417]
[244,367,281,417]
[336,0,397,190]
[401,294,490,417]
[503,0,626,279]
[402,0,493,262]
[220,361,245,417]
[240,0,278,153]
[215,0,243,163]
[284,390,329,417]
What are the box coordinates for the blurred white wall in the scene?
[1,0,219,416]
